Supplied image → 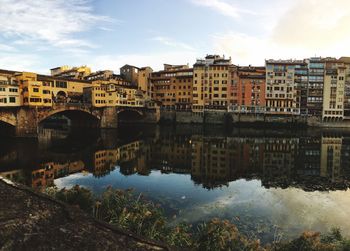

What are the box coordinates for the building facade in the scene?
[192,55,231,112]
[322,59,346,121]
[265,60,303,115]
[0,70,21,107]
[230,66,266,113]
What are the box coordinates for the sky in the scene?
[0,0,350,74]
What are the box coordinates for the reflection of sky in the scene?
[55,168,350,242]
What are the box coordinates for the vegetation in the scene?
[46,186,350,251]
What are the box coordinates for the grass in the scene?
[46,185,350,251]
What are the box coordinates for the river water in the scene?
[1,124,350,243]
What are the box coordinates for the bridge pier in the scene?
[100,107,118,129]
[15,107,39,137]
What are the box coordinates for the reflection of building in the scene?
[191,136,236,189]
[296,137,321,176]
[262,138,298,187]
[320,135,342,182]
[0,169,24,182]
[92,141,147,177]
[31,161,85,190]
[150,135,192,173]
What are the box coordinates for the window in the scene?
[56,81,67,88]
[33,88,39,92]
[43,90,50,94]
[0,87,5,92]
[9,97,16,103]
[9,88,18,92]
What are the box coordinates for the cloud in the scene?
[212,33,311,65]
[190,0,255,19]
[0,53,42,72]
[211,0,350,65]
[151,36,195,51]
[0,0,112,49]
[271,0,350,49]
[0,44,16,52]
[88,51,198,72]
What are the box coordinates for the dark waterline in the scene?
[1,124,350,243]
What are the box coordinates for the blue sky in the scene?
[0,0,350,74]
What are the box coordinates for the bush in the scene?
[45,186,350,251]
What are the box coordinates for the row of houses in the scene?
[1,54,350,121]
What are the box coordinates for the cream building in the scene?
[265,59,302,115]
[0,70,21,107]
[322,59,346,121]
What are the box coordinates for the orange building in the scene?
[230,66,266,112]
[150,64,192,109]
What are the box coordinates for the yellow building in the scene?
[15,71,92,107]
[38,74,91,103]
[322,59,346,121]
[16,72,52,107]
[138,67,153,97]
[87,80,145,108]
[0,70,21,107]
[50,65,91,80]
[192,55,231,112]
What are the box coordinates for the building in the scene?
[84,70,114,81]
[50,65,91,80]
[322,59,346,121]
[0,69,21,107]
[16,72,52,107]
[230,66,265,113]
[85,80,145,108]
[307,57,326,116]
[192,55,231,112]
[120,64,139,85]
[37,74,92,103]
[265,59,303,115]
[137,67,153,98]
[150,64,192,109]
[339,57,350,117]
[294,62,309,115]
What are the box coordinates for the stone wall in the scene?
[15,107,39,137]
[100,107,118,128]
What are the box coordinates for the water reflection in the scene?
[1,125,350,242]
[1,126,350,192]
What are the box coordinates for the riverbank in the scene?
[159,110,350,128]
[0,177,170,251]
[3,177,350,250]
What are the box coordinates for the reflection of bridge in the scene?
[0,103,159,137]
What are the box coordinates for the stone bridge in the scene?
[0,104,160,137]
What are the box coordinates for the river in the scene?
[1,124,350,243]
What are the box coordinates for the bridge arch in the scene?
[38,106,101,129]
[117,108,143,116]
[117,108,144,124]
[0,116,16,127]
